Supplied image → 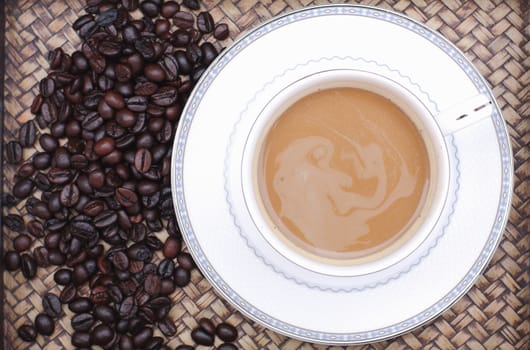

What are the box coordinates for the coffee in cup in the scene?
[258,87,430,261]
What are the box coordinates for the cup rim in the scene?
[241,69,450,276]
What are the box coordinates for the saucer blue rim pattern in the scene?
[171,4,513,344]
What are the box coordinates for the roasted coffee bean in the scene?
[197,12,214,33]
[144,274,161,296]
[48,167,71,185]
[183,0,200,10]
[72,51,89,72]
[144,63,166,82]
[128,243,152,262]
[88,52,107,73]
[58,284,76,305]
[159,278,176,295]
[94,136,115,156]
[33,152,52,169]
[72,264,89,285]
[155,18,171,37]
[71,220,97,241]
[41,100,58,125]
[73,14,93,30]
[48,249,66,265]
[4,251,21,271]
[69,298,93,314]
[21,253,37,279]
[34,172,51,191]
[72,331,91,347]
[31,94,44,115]
[137,180,160,196]
[6,141,22,164]
[110,250,129,271]
[115,187,138,208]
[44,232,61,249]
[121,0,139,10]
[42,293,63,318]
[94,304,115,324]
[71,313,95,332]
[96,7,118,25]
[160,54,179,81]
[88,169,105,189]
[54,268,73,285]
[135,37,157,60]
[104,91,125,109]
[65,119,81,137]
[18,324,37,343]
[162,237,180,258]
[99,39,122,57]
[157,258,175,278]
[147,218,163,232]
[155,120,172,143]
[123,24,140,44]
[201,42,218,65]
[19,121,37,147]
[133,82,157,97]
[199,318,216,336]
[3,193,18,207]
[191,327,214,346]
[140,1,159,18]
[40,77,56,98]
[53,147,70,169]
[39,134,58,152]
[115,63,132,82]
[35,313,55,336]
[14,234,32,252]
[115,108,137,128]
[119,334,134,349]
[13,178,34,198]
[133,327,153,347]
[81,111,103,130]
[173,11,194,29]
[176,253,195,272]
[48,47,64,70]
[60,183,80,207]
[218,343,238,350]
[186,43,202,65]
[145,336,164,350]
[161,1,179,17]
[93,210,118,228]
[126,96,149,113]
[216,323,238,342]
[91,324,115,346]
[151,86,177,106]
[83,199,105,216]
[191,66,206,83]
[71,154,89,170]
[174,266,190,287]
[134,148,152,173]
[172,29,191,47]
[119,296,137,319]
[214,23,229,40]
[4,213,24,232]
[33,246,50,267]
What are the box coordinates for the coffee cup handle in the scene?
[436,94,493,135]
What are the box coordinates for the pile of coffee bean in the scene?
[3,0,238,348]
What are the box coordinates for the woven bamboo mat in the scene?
[2,0,529,349]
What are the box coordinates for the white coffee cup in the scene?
[236,68,491,277]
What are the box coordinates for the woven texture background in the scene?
[2,0,529,349]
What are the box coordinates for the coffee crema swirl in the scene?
[259,88,430,260]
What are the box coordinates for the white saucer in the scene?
[171,5,513,344]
